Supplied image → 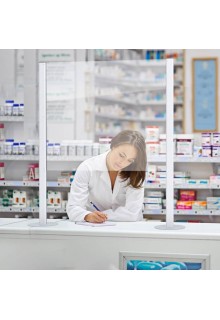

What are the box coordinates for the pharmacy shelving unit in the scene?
[94,58,184,141]
[0,154,92,219]
[0,112,27,218]
[0,177,70,219]
[145,155,220,223]
[2,151,220,223]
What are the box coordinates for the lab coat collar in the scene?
[97,150,110,172]
[99,150,111,188]
[99,150,123,198]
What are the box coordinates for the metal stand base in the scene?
[155,224,185,230]
[28,222,58,227]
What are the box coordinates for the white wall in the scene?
[184,49,220,134]
[0,49,15,100]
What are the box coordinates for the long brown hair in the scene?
[110,130,146,189]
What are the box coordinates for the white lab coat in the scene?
[67,150,144,222]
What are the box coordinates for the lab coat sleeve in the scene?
[66,162,92,222]
[103,185,144,222]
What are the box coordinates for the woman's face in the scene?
[107,144,137,171]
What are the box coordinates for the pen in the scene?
[90,201,100,211]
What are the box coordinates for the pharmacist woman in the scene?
[67,130,147,223]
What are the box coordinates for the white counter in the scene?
[0,218,220,269]
[1,218,220,239]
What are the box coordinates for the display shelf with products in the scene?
[94,49,144,62]
[145,129,220,223]
[93,49,185,141]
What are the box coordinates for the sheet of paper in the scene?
[75,221,116,227]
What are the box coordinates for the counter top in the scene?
[0,218,220,240]
[0,218,26,227]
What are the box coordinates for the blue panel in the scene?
[194,59,217,131]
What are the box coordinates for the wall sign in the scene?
[38,49,74,62]
[192,58,218,132]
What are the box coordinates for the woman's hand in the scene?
[84,211,108,223]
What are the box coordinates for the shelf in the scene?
[0,207,38,213]
[47,156,89,162]
[0,155,90,162]
[0,180,39,187]
[144,209,220,216]
[0,155,39,161]
[0,181,71,188]
[0,116,24,122]
[147,155,220,163]
[47,181,71,187]
[98,60,167,68]
[47,208,67,213]
[95,75,166,89]
[145,183,220,189]
[95,113,183,123]
[0,207,66,213]
[96,96,183,106]
[6,180,218,190]
[97,59,183,68]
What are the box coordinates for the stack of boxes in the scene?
[47,191,67,210]
[144,191,164,211]
[176,190,206,210]
[47,191,63,208]
[0,190,28,208]
[57,171,75,184]
[201,132,220,157]
[146,165,219,187]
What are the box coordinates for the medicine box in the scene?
[192,201,207,210]
[145,203,162,210]
[146,191,164,198]
[156,172,166,178]
[54,191,63,207]
[207,197,220,203]
[180,190,196,201]
[176,201,193,210]
[210,176,220,184]
[174,171,191,178]
[19,191,27,207]
[144,197,162,204]
[13,190,20,207]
